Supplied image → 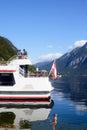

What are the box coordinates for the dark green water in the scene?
[0,76,87,130]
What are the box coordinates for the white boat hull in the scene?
[0,56,53,103]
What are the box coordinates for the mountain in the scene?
[34,61,51,68]
[35,42,87,76]
[56,42,87,75]
[0,36,17,61]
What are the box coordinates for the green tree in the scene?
[28,65,36,72]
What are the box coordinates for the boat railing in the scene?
[17,54,28,59]
[19,67,25,77]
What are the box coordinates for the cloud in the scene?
[68,45,73,50]
[47,44,53,48]
[74,40,87,47]
[33,52,62,63]
[68,40,87,50]
[37,52,62,62]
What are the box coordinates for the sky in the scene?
[0,0,87,63]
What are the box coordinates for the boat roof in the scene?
[9,58,32,66]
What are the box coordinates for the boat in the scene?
[0,50,53,103]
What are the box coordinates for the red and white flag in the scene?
[50,60,57,80]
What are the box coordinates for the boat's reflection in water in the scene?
[0,100,54,129]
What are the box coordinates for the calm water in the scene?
[0,76,87,130]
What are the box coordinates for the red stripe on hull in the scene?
[0,96,51,102]
[0,70,16,72]
[0,99,50,102]
[0,96,50,99]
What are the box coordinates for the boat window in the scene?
[0,73,15,86]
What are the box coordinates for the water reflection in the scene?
[0,101,54,129]
[51,114,57,130]
[52,76,87,110]
[50,77,87,130]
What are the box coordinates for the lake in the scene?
[0,76,87,130]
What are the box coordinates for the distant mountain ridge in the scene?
[0,36,17,61]
[35,42,87,76]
